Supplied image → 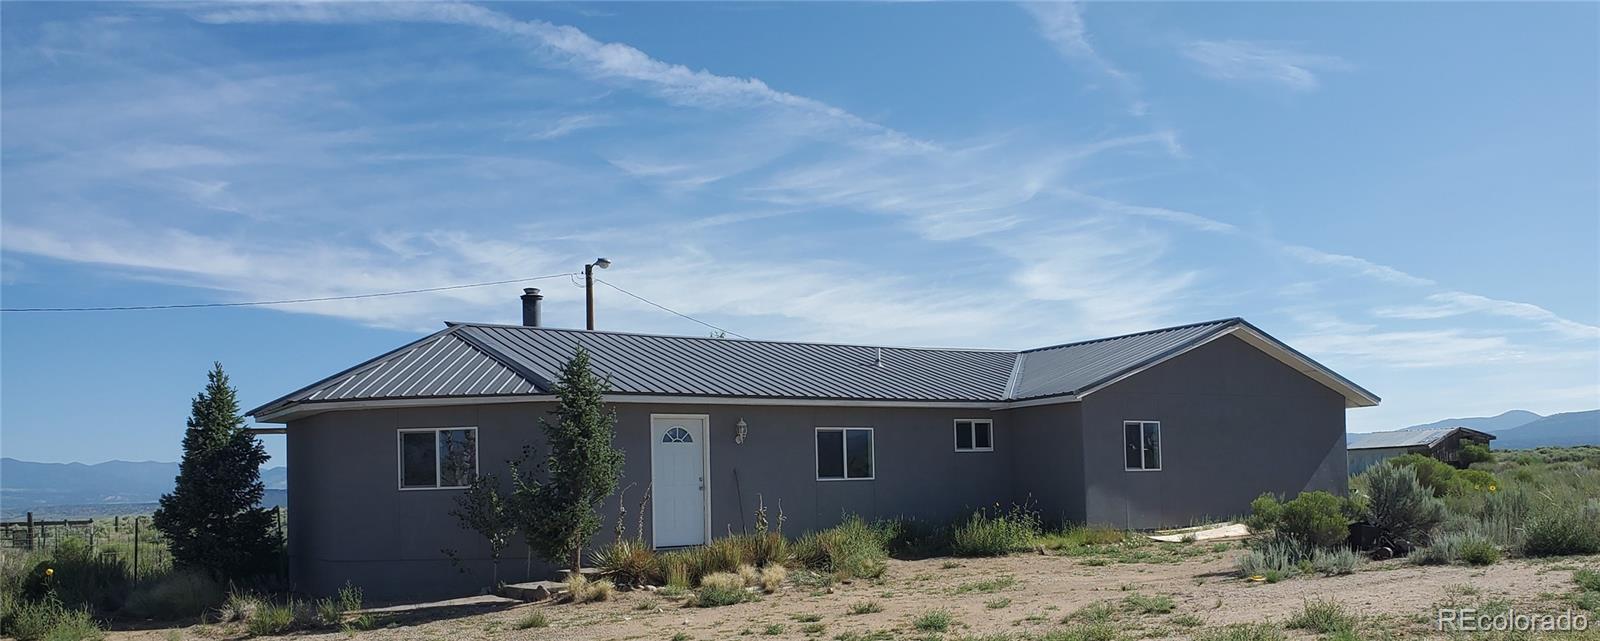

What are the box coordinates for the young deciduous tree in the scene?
[517,347,625,573]
[450,472,517,587]
[153,363,278,581]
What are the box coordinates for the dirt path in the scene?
[111,551,1598,641]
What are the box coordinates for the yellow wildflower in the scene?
[44,568,53,577]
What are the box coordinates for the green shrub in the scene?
[1040,622,1119,641]
[514,611,549,629]
[594,540,662,586]
[1244,494,1282,533]
[245,600,298,637]
[1363,463,1445,550]
[792,516,888,580]
[121,569,225,621]
[847,601,883,615]
[1386,454,1460,496]
[1310,547,1361,575]
[1121,593,1173,614]
[1575,568,1600,593]
[41,607,101,641]
[1278,491,1349,548]
[1459,538,1501,566]
[658,550,696,587]
[949,507,1038,557]
[1285,598,1357,634]
[1523,500,1600,557]
[1235,536,1310,579]
[20,540,130,613]
[5,600,103,641]
[1460,443,1493,465]
[1455,469,1499,494]
[1410,530,1499,566]
[911,610,952,632]
[1036,525,1127,551]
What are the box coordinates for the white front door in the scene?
[651,415,707,548]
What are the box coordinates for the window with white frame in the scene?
[954,419,993,452]
[399,427,478,489]
[816,427,874,480]
[1123,421,1161,471]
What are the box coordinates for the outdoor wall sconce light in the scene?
[735,418,748,444]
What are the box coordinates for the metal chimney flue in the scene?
[520,288,543,327]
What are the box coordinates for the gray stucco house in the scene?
[249,302,1377,599]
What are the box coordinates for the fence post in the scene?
[25,512,34,550]
[133,517,141,584]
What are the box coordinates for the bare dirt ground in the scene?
[109,549,1598,641]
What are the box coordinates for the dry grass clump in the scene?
[737,564,761,587]
[565,574,615,603]
[691,572,750,607]
[758,564,787,593]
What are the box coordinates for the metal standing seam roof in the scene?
[250,317,1376,419]
[1347,428,1490,450]
[1009,319,1233,400]
[269,327,540,406]
[456,324,1017,401]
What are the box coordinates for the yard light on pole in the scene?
[585,257,611,330]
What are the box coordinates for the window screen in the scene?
[401,431,439,488]
[817,428,873,480]
[1124,421,1161,471]
[399,427,478,489]
[955,419,993,452]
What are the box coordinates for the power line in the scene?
[594,277,752,339]
[0,273,578,312]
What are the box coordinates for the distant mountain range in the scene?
[1397,409,1599,450]
[1401,409,1544,433]
[0,458,286,519]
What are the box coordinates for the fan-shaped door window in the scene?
[662,426,694,443]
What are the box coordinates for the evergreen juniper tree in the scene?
[518,347,625,573]
[153,362,277,581]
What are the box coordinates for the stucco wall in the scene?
[1078,334,1349,529]
[1002,403,1085,524]
[286,402,1021,599]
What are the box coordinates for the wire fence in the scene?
[0,509,286,582]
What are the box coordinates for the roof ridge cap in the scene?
[1022,317,1242,354]
[1002,352,1027,400]
[448,321,1019,354]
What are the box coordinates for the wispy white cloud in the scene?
[1021,2,1147,116]
[524,113,609,140]
[2,1,1593,432]
[192,2,936,153]
[1375,291,1600,340]
[1181,40,1352,92]
[1279,245,1436,286]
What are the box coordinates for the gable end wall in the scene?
[1078,334,1348,529]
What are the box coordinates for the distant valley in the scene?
[0,458,286,519]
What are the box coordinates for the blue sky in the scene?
[2,2,1596,465]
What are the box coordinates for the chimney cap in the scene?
[523,288,542,296]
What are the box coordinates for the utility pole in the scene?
[584,257,611,330]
